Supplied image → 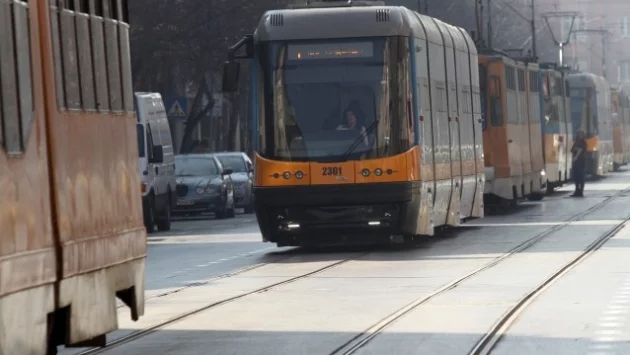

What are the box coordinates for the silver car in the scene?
[212,152,254,213]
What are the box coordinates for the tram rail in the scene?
[75,252,371,355]
[330,186,630,355]
[69,185,630,355]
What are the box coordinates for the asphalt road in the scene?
[60,170,630,355]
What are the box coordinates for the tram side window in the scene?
[505,67,516,91]
[517,69,525,92]
[0,0,34,155]
[542,76,550,99]
[529,72,536,93]
[489,76,502,127]
[51,0,133,113]
[529,72,539,123]
[478,64,487,130]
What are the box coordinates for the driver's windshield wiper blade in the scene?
[338,119,378,162]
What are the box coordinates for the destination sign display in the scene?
[287,42,374,60]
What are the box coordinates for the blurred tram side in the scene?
[0,1,146,354]
[539,64,573,192]
[479,52,545,207]
[222,3,484,247]
[611,86,630,170]
[567,73,614,177]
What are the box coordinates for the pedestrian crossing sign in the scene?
[166,97,188,118]
[167,100,186,118]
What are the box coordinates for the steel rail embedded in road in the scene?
[331,187,630,355]
[468,212,630,354]
[76,252,371,355]
[119,253,290,308]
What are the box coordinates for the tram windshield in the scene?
[259,37,411,162]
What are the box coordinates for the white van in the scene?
[135,92,176,233]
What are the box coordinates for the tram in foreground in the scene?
[222,1,484,247]
[1,1,146,354]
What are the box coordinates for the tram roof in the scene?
[254,5,475,54]
[565,72,606,87]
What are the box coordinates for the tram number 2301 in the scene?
[322,167,343,176]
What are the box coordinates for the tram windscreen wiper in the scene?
[338,119,378,162]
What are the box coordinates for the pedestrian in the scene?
[571,130,587,197]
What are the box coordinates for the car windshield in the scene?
[175,156,218,176]
[217,155,247,173]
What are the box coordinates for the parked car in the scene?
[212,152,255,213]
[135,92,176,233]
[173,154,236,219]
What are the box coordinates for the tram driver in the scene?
[336,102,369,148]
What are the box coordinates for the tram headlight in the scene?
[361,169,370,177]
[374,168,383,176]
[283,171,291,179]
[295,170,304,179]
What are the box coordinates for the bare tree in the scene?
[129,0,292,153]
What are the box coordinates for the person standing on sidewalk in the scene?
[571,130,587,197]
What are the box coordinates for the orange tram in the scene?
[478,52,546,206]
[222,1,630,247]
[1,1,146,354]
[223,3,484,247]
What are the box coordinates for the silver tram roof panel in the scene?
[566,72,607,88]
[254,5,473,45]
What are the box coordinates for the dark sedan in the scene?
[173,154,235,219]
[212,152,255,213]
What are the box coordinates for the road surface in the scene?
[60,171,630,355]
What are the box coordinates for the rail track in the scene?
[75,251,371,355]
[330,187,630,355]
[75,187,630,355]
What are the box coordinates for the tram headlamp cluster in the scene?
[272,171,305,179]
[361,168,393,177]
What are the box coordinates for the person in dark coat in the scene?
[571,130,587,197]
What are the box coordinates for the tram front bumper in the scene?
[253,182,422,245]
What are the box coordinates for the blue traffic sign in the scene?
[165,97,188,119]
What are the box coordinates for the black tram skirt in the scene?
[253,181,423,247]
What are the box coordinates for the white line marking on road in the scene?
[156,246,276,283]
[588,276,630,355]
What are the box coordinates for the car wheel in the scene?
[156,197,172,231]
[215,199,227,219]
